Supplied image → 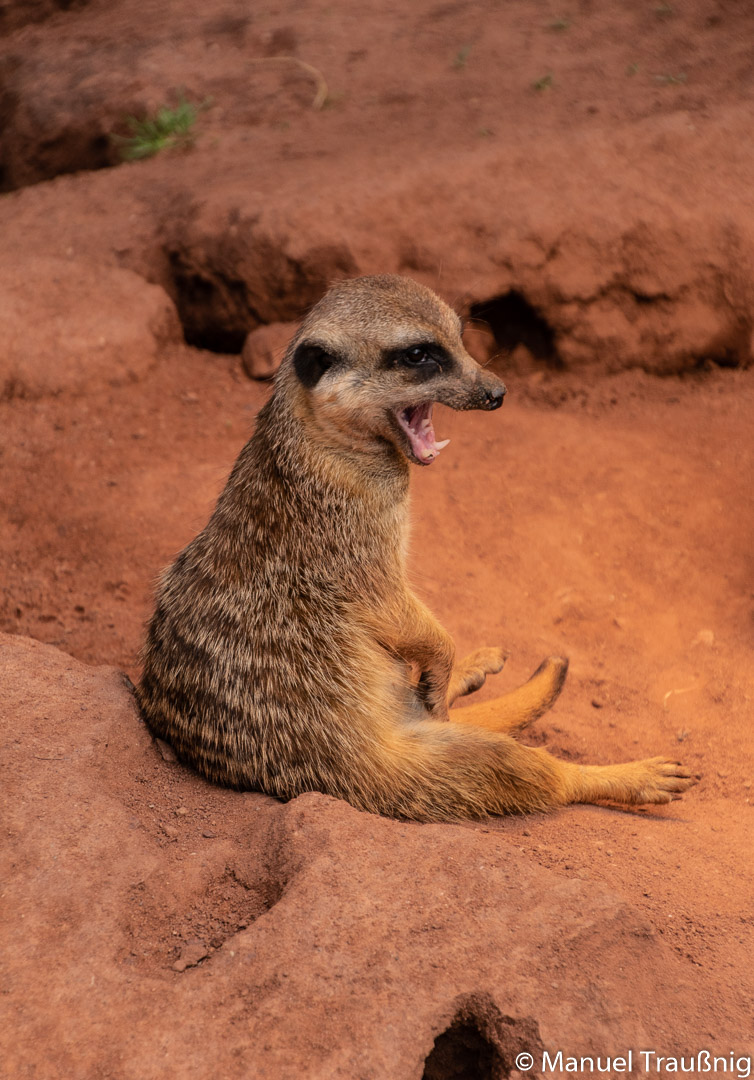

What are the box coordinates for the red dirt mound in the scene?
[0,632,726,1078]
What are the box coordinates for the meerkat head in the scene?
[279,275,506,467]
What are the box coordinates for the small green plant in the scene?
[532,73,554,91]
[548,17,570,31]
[453,45,472,70]
[626,62,640,76]
[114,97,209,162]
[654,3,674,17]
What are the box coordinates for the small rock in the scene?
[162,824,179,839]
[692,629,715,647]
[241,322,297,380]
[202,830,217,838]
[175,807,188,816]
[155,738,178,763]
[172,940,209,972]
[591,699,604,709]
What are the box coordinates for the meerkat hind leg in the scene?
[450,655,569,734]
[558,756,696,806]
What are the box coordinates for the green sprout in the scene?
[453,45,472,70]
[533,73,554,91]
[114,97,210,162]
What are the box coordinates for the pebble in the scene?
[241,322,297,380]
[155,738,177,763]
[172,940,209,972]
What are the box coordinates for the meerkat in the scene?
[137,275,696,822]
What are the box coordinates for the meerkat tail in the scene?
[449,656,569,736]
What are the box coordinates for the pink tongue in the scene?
[406,403,449,463]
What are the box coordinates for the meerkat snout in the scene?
[481,382,507,410]
[280,275,507,467]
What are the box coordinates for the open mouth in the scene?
[395,402,449,465]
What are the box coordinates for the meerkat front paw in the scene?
[449,647,508,701]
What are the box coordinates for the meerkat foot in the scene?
[561,756,698,806]
[447,646,507,705]
[450,655,568,734]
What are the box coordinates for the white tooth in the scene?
[434,439,450,450]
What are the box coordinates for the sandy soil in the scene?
[1,0,753,1074]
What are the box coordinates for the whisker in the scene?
[448,275,485,316]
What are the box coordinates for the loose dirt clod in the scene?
[172,940,210,972]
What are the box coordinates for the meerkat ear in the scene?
[292,343,335,388]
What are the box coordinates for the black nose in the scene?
[483,384,506,410]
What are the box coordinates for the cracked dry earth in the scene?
[1,0,754,1076]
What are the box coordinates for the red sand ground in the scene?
[1,0,753,1075]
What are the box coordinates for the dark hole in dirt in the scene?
[0,0,90,35]
[699,350,744,371]
[469,290,559,366]
[168,254,252,354]
[0,127,117,193]
[422,1017,502,1080]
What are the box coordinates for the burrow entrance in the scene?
[422,997,544,1080]
[469,290,560,367]
[167,252,258,355]
[422,1015,501,1080]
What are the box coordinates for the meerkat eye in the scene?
[383,342,450,374]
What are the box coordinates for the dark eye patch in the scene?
[382,341,454,380]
